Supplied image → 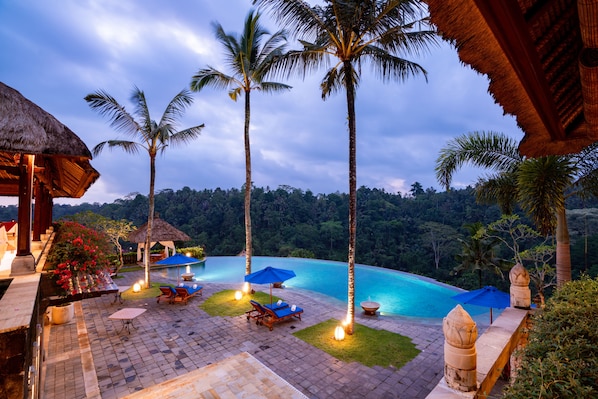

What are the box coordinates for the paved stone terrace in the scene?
[42,270,450,398]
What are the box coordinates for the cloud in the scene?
[0,0,522,206]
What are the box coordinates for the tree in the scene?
[421,221,459,269]
[453,222,504,288]
[255,0,437,333]
[436,131,598,287]
[190,9,291,279]
[63,211,135,273]
[85,87,204,288]
[520,244,556,308]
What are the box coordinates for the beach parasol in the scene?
[244,266,296,305]
[156,253,202,283]
[452,285,510,324]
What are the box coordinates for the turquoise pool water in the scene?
[158,256,486,319]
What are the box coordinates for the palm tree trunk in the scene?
[244,90,253,277]
[555,207,571,287]
[144,152,156,289]
[345,61,357,335]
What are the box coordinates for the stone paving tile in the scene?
[42,269,451,398]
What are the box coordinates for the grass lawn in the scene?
[293,318,420,368]
[121,282,170,300]
[200,289,282,317]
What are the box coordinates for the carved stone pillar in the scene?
[443,304,478,392]
[509,263,531,309]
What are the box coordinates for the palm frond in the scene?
[475,173,518,214]
[164,124,205,148]
[93,140,141,156]
[257,81,292,94]
[435,131,522,189]
[159,89,195,129]
[190,67,237,92]
[84,90,140,136]
[253,0,327,41]
[129,86,154,139]
[517,156,573,235]
[363,46,427,82]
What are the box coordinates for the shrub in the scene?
[503,276,598,398]
[46,221,113,297]
[176,246,205,259]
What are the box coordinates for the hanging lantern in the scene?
[235,290,243,300]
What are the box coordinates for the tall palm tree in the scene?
[190,9,291,279]
[253,0,438,334]
[435,131,598,287]
[85,87,204,288]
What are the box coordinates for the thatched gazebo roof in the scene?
[0,82,99,197]
[426,0,598,157]
[128,217,191,243]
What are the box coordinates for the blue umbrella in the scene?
[156,254,202,283]
[155,253,201,266]
[452,286,510,323]
[244,266,296,304]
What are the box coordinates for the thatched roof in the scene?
[0,82,99,197]
[128,217,191,243]
[426,0,598,157]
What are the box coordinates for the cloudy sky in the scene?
[0,0,521,206]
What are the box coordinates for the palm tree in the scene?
[453,222,505,289]
[435,131,598,287]
[85,87,204,288]
[253,0,438,334]
[190,9,291,279]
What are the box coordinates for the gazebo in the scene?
[128,216,191,262]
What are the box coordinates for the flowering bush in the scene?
[47,221,112,297]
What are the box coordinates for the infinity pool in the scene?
[158,256,486,319]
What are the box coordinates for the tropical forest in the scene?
[2,183,597,298]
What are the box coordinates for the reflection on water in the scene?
[156,256,489,319]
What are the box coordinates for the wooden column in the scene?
[11,153,36,275]
[32,181,43,241]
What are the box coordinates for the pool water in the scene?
[158,256,487,319]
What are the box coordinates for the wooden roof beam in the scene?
[473,0,566,140]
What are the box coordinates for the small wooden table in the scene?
[109,308,146,334]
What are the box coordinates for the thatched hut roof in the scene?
[0,82,99,197]
[128,217,191,243]
[0,82,93,157]
[426,0,598,157]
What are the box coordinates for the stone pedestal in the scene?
[509,263,531,309]
[10,254,35,276]
[443,305,478,392]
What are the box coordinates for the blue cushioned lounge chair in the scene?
[246,300,267,325]
[157,286,177,303]
[173,284,203,305]
[262,304,303,331]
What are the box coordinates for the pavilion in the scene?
[0,82,99,398]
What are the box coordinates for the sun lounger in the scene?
[246,300,267,325]
[262,304,303,331]
[173,284,203,305]
[157,286,177,303]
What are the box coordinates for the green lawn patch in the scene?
[121,282,170,300]
[293,318,420,368]
[200,289,281,317]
